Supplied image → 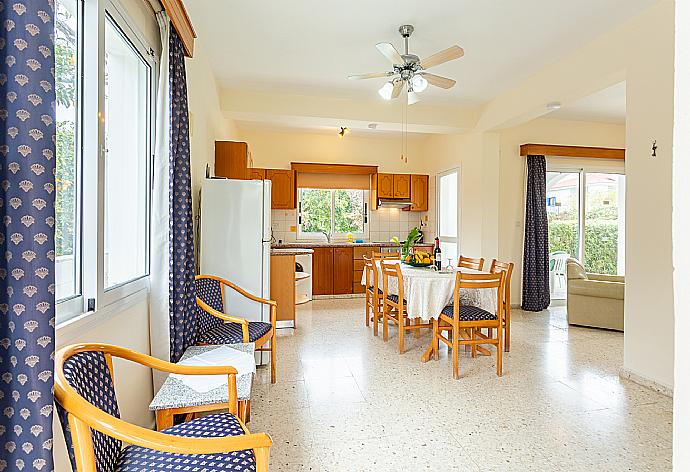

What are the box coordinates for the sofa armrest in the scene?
[568,279,624,300]
[587,273,625,283]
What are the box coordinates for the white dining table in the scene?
[360,260,498,322]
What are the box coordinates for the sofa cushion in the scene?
[568,279,624,300]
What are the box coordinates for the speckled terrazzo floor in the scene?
[249,299,673,471]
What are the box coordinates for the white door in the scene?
[437,168,460,266]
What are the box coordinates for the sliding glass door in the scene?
[438,169,460,265]
[546,169,625,298]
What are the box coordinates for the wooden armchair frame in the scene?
[458,255,485,271]
[431,272,505,379]
[380,262,432,353]
[490,259,514,352]
[195,275,277,383]
[55,343,273,472]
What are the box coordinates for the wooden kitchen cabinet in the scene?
[333,247,354,294]
[266,169,296,209]
[312,247,334,295]
[409,174,428,211]
[248,168,266,180]
[215,141,253,179]
[270,254,296,324]
[377,173,394,198]
[393,174,411,199]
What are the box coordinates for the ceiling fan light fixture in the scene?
[407,91,419,105]
[378,81,395,100]
[411,74,428,93]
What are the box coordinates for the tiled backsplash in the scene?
[272,178,438,244]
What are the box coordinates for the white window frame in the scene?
[546,163,625,273]
[57,0,157,324]
[297,188,370,241]
[436,168,461,260]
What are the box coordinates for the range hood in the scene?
[378,198,412,208]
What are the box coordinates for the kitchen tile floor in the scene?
[251,299,672,471]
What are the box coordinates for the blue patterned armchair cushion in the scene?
[57,351,122,472]
[199,321,272,345]
[386,294,407,305]
[195,277,225,334]
[441,305,498,321]
[116,413,256,471]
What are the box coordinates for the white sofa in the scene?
[566,258,624,331]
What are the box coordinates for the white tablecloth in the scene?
[361,262,498,321]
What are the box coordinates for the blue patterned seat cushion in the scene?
[386,294,407,304]
[199,321,272,345]
[441,305,497,321]
[116,413,256,471]
[367,286,384,295]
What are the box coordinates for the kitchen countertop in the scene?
[270,248,314,256]
[271,242,433,249]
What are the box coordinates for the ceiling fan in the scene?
[348,25,464,105]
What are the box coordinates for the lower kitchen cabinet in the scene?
[333,247,354,294]
[312,247,334,295]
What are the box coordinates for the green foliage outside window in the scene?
[548,221,619,275]
[300,188,365,234]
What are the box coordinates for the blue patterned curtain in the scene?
[522,155,550,311]
[168,29,197,362]
[0,2,56,471]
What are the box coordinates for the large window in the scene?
[104,16,151,288]
[546,169,625,298]
[298,189,368,238]
[55,0,81,301]
[56,1,156,323]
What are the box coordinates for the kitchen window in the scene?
[298,188,369,239]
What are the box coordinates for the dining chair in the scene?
[55,343,272,472]
[458,255,485,271]
[196,275,277,383]
[490,259,515,351]
[363,255,378,333]
[431,271,505,379]
[381,262,432,353]
[372,251,400,260]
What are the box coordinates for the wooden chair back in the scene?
[380,261,405,306]
[372,251,399,260]
[363,255,376,293]
[450,271,504,321]
[458,255,485,271]
[55,343,272,472]
[490,259,514,309]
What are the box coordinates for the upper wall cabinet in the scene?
[215,141,254,179]
[409,174,428,211]
[377,173,394,198]
[248,168,266,180]
[393,174,411,199]
[265,169,296,209]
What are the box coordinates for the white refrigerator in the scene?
[200,178,272,361]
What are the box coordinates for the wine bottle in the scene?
[434,237,442,270]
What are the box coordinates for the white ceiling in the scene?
[550,82,626,124]
[185,0,656,106]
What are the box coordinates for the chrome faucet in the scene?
[321,231,332,243]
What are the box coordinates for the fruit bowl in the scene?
[402,251,433,268]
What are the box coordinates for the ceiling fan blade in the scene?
[421,72,456,89]
[348,71,393,80]
[376,42,405,65]
[392,80,404,98]
[420,45,464,69]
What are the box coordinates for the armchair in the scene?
[566,258,624,331]
[195,275,277,383]
[55,343,272,472]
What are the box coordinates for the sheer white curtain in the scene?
[150,11,170,389]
